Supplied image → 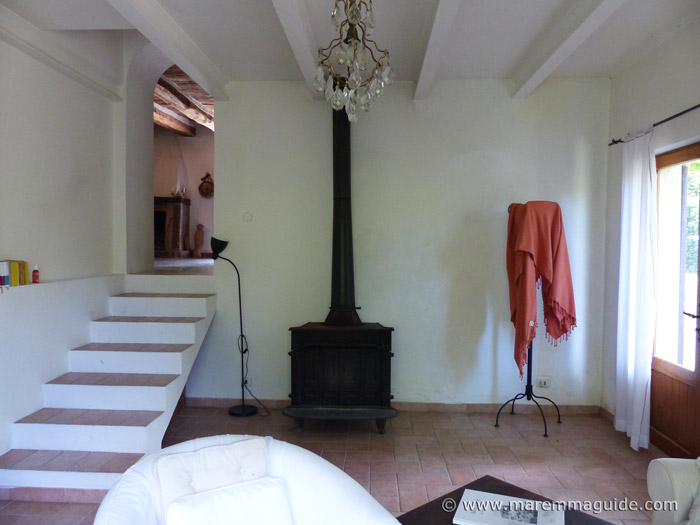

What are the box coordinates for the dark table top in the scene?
[397,475,611,525]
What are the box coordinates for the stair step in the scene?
[110,293,215,317]
[0,449,143,474]
[43,373,179,410]
[70,343,192,374]
[72,342,191,353]
[90,316,205,344]
[94,316,204,323]
[16,408,162,427]
[116,293,212,298]
[0,449,144,490]
[47,372,178,387]
[13,409,165,453]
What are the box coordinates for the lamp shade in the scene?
[211,237,229,259]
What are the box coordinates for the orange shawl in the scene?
[506,201,576,377]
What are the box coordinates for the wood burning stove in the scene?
[284,110,397,433]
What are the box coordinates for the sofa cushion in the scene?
[165,476,292,525]
[688,458,700,525]
[154,436,268,517]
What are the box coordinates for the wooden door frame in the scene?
[650,142,700,458]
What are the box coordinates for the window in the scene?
[656,142,700,371]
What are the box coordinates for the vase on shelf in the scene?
[193,224,204,258]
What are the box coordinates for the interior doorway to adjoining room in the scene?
[152,65,215,274]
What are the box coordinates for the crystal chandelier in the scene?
[314,0,394,122]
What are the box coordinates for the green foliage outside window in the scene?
[687,161,700,274]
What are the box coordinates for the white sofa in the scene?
[95,434,400,525]
[647,457,700,525]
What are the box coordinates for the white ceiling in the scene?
[1,0,699,100]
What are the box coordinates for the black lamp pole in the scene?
[211,237,258,417]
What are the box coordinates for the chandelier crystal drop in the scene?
[315,0,393,122]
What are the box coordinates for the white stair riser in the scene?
[43,384,169,411]
[124,274,216,294]
[90,321,199,344]
[12,423,152,453]
[109,296,215,318]
[69,350,185,374]
[0,469,120,490]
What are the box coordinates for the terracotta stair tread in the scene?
[0,449,144,473]
[16,408,162,426]
[72,342,191,353]
[47,372,178,387]
[115,293,213,298]
[93,316,204,323]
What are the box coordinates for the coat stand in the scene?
[494,342,561,436]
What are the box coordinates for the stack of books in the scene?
[0,260,30,287]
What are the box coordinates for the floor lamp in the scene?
[211,237,258,417]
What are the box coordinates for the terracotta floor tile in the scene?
[447,463,477,485]
[471,463,526,479]
[549,466,593,489]
[426,483,455,501]
[1,407,662,522]
[12,451,63,471]
[0,451,36,469]
[0,501,67,516]
[41,452,90,472]
[398,483,429,512]
[370,472,399,497]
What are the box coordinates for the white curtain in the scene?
[615,128,657,450]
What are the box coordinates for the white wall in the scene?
[602,17,700,412]
[0,39,116,281]
[187,78,611,406]
[119,41,172,275]
[153,125,215,252]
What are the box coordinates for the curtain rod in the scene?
[608,102,700,146]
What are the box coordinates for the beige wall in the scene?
[0,39,115,282]
[187,78,611,406]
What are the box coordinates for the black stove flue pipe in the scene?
[324,109,362,326]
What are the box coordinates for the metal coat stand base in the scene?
[494,342,561,437]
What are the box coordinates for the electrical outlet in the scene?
[536,376,551,388]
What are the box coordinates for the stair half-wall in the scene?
[0,274,215,498]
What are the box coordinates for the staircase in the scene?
[0,276,215,498]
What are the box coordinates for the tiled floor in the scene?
[0,406,665,524]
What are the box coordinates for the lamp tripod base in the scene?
[228,404,258,417]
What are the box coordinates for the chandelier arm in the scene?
[319,0,391,120]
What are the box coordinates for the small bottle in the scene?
[32,265,39,284]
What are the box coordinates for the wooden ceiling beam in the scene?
[153,103,196,137]
[159,76,213,118]
[155,79,215,132]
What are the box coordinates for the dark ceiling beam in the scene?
[155,79,215,131]
[153,103,196,137]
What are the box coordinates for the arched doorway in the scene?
[152,65,215,274]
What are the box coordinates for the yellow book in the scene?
[9,261,19,286]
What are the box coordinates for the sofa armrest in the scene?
[268,439,399,525]
[647,458,699,525]
[94,471,160,525]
